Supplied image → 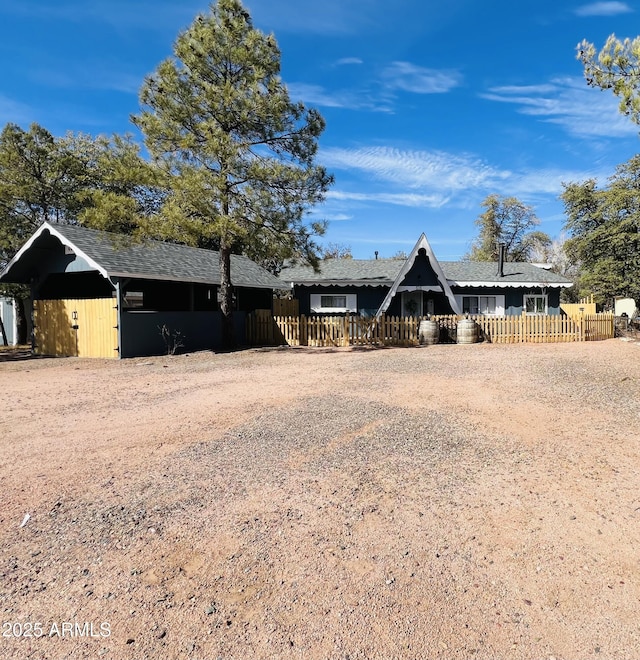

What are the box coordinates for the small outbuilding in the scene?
[0,222,282,357]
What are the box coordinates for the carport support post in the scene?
[115,280,123,359]
[29,278,36,354]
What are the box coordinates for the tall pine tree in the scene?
[132,0,332,347]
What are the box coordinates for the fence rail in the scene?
[246,311,615,348]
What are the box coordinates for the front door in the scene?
[401,291,423,317]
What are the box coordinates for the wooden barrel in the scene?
[418,319,439,345]
[457,318,478,344]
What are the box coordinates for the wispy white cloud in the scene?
[318,212,354,221]
[246,0,387,35]
[322,146,507,192]
[327,189,450,208]
[381,62,462,94]
[335,57,364,66]
[31,67,142,94]
[320,144,617,213]
[574,2,633,17]
[481,76,638,138]
[286,83,391,112]
[288,60,463,112]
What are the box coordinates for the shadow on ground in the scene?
[0,348,44,362]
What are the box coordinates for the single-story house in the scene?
[0,222,282,357]
[280,234,573,318]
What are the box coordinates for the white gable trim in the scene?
[375,234,461,317]
[1,222,110,282]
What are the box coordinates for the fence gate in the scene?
[34,298,119,358]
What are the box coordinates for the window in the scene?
[310,293,357,313]
[524,294,547,315]
[461,296,498,315]
[321,295,347,308]
[123,291,144,308]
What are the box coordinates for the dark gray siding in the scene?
[294,285,388,316]
[119,310,247,357]
[399,250,440,287]
[451,286,562,315]
[294,284,562,317]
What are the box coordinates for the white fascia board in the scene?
[449,280,571,288]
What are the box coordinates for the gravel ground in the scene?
[1,339,640,659]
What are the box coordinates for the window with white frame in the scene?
[524,294,548,315]
[310,293,357,313]
[458,295,503,315]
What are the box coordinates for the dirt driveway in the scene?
[1,340,640,659]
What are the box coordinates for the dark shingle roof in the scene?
[1,223,282,289]
[281,258,572,287]
[281,259,404,285]
[441,261,573,285]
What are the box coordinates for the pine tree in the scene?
[132,0,332,347]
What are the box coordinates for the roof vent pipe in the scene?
[374,251,378,260]
[497,243,505,278]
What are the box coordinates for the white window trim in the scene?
[454,294,505,316]
[524,294,548,315]
[310,293,357,314]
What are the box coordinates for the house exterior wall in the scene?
[119,310,247,357]
[450,287,562,315]
[387,292,453,316]
[294,285,388,317]
[399,251,440,287]
[294,285,563,317]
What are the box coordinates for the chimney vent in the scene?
[497,243,505,278]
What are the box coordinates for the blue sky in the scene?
[1,1,639,259]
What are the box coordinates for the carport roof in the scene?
[0,222,283,289]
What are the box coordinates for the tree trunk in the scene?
[15,297,28,345]
[219,243,236,349]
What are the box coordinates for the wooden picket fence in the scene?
[246,310,615,347]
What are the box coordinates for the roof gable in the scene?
[375,234,461,316]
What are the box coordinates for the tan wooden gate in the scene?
[34,298,119,358]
